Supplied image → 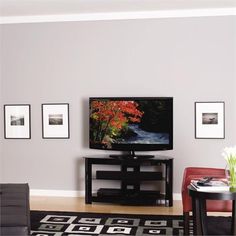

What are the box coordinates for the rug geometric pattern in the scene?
[31,211,184,236]
[31,211,231,236]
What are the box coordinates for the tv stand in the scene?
[109,151,154,160]
[84,155,173,206]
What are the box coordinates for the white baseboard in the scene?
[173,193,181,200]
[31,189,182,201]
[30,189,85,197]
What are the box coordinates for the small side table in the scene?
[188,185,236,235]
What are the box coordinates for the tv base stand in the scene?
[109,154,154,160]
[84,155,173,206]
[109,150,155,160]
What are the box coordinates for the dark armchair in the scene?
[181,167,231,235]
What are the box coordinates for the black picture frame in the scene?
[195,101,225,139]
[4,104,31,139]
[42,103,70,139]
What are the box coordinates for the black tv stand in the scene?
[109,151,154,160]
[84,155,173,206]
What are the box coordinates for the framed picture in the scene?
[42,103,70,139]
[195,102,225,139]
[4,104,31,139]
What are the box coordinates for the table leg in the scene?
[199,199,207,235]
[192,196,203,235]
[165,160,173,207]
[232,200,236,235]
[85,159,92,204]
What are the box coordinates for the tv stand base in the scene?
[110,150,154,160]
[109,154,154,160]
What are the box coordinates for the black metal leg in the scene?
[134,165,140,192]
[183,212,190,235]
[121,164,127,195]
[232,200,236,235]
[85,159,92,204]
[199,199,207,235]
[169,160,173,206]
[165,159,173,207]
[192,196,203,235]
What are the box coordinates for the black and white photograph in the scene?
[10,115,25,126]
[49,114,63,125]
[42,103,69,139]
[4,104,31,139]
[202,113,218,125]
[195,102,225,139]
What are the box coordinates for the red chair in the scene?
[181,167,232,235]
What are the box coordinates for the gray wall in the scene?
[1,16,236,194]
[0,26,3,182]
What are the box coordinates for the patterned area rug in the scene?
[30,211,231,235]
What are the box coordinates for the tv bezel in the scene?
[89,97,173,152]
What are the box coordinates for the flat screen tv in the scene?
[89,97,173,158]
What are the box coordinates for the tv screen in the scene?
[89,97,173,152]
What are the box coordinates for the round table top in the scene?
[188,185,236,200]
